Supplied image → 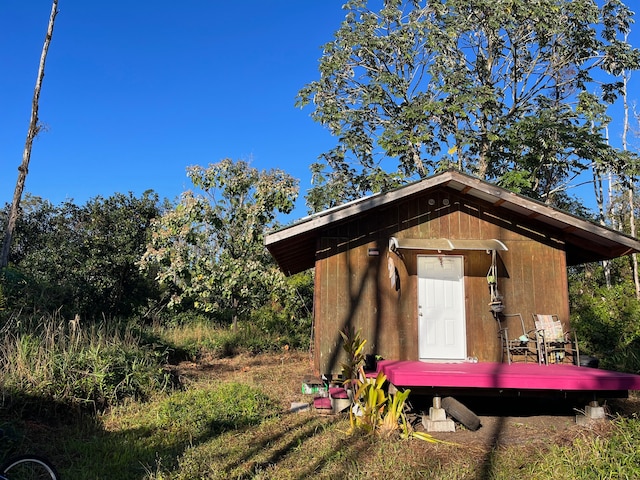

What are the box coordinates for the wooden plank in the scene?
[449,204,461,240]
[378,360,640,391]
[312,238,323,375]
[312,180,610,374]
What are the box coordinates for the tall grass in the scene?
[0,312,171,410]
[149,317,311,360]
[0,310,310,411]
[532,416,640,479]
[2,313,638,479]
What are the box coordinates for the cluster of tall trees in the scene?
[0,162,311,333]
[297,0,640,212]
[1,0,640,364]
[295,0,640,314]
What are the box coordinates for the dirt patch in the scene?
[169,351,636,447]
[169,349,316,411]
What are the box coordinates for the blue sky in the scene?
[0,1,345,220]
[1,1,639,222]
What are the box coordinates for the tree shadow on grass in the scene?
[94,409,365,479]
[451,395,577,480]
[0,393,79,464]
[1,389,375,479]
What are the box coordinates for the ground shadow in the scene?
[0,382,371,479]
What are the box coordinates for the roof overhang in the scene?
[266,170,640,275]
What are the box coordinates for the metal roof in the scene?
[266,170,640,275]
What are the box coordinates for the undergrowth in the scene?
[0,313,171,410]
[45,381,278,479]
[0,311,310,412]
[532,416,640,479]
[1,313,639,479]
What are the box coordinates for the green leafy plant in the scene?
[139,159,299,330]
[340,327,438,441]
[297,0,636,211]
[348,365,440,443]
[349,368,386,434]
[381,388,411,437]
[339,326,366,388]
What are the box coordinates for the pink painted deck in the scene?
[377,360,640,392]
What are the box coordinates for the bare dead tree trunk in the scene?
[594,124,611,287]
[628,185,638,299]
[622,69,640,299]
[0,0,59,268]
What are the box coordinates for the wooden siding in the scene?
[313,188,570,375]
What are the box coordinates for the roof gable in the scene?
[266,170,640,274]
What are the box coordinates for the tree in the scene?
[73,191,164,317]
[2,192,162,318]
[297,0,639,211]
[1,0,59,268]
[140,160,299,329]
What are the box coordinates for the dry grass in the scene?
[2,343,638,479]
[155,350,614,479]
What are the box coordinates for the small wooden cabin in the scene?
[266,171,640,377]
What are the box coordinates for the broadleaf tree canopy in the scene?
[297,0,640,211]
[140,160,299,326]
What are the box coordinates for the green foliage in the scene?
[155,383,278,439]
[199,325,284,358]
[212,322,306,356]
[0,266,27,312]
[249,306,312,350]
[340,326,367,387]
[39,380,281,480]
[339,328,439,442]
[525,416,640,479]
[1,330,639,478]
[0,314,171,409]
[348,366,440,442]
[349,368,387,435]
[140,160,299,327]
[148,312,310,361]
[273,270,314,327]
[1,191,162,319]
[298,0,640,211]
[570,261,640,373]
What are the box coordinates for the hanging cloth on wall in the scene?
[388,255,396,288]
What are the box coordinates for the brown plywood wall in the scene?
[313,189,570,375]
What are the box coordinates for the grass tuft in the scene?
[0,313,171,410]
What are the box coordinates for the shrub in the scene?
[570,280,640,373]
[249,305,312,350]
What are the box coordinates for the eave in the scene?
[265,171,640,275]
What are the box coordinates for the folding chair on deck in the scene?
[532,314,580,365]
[497,313,541,364]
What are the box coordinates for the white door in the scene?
[418,255,466,361]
